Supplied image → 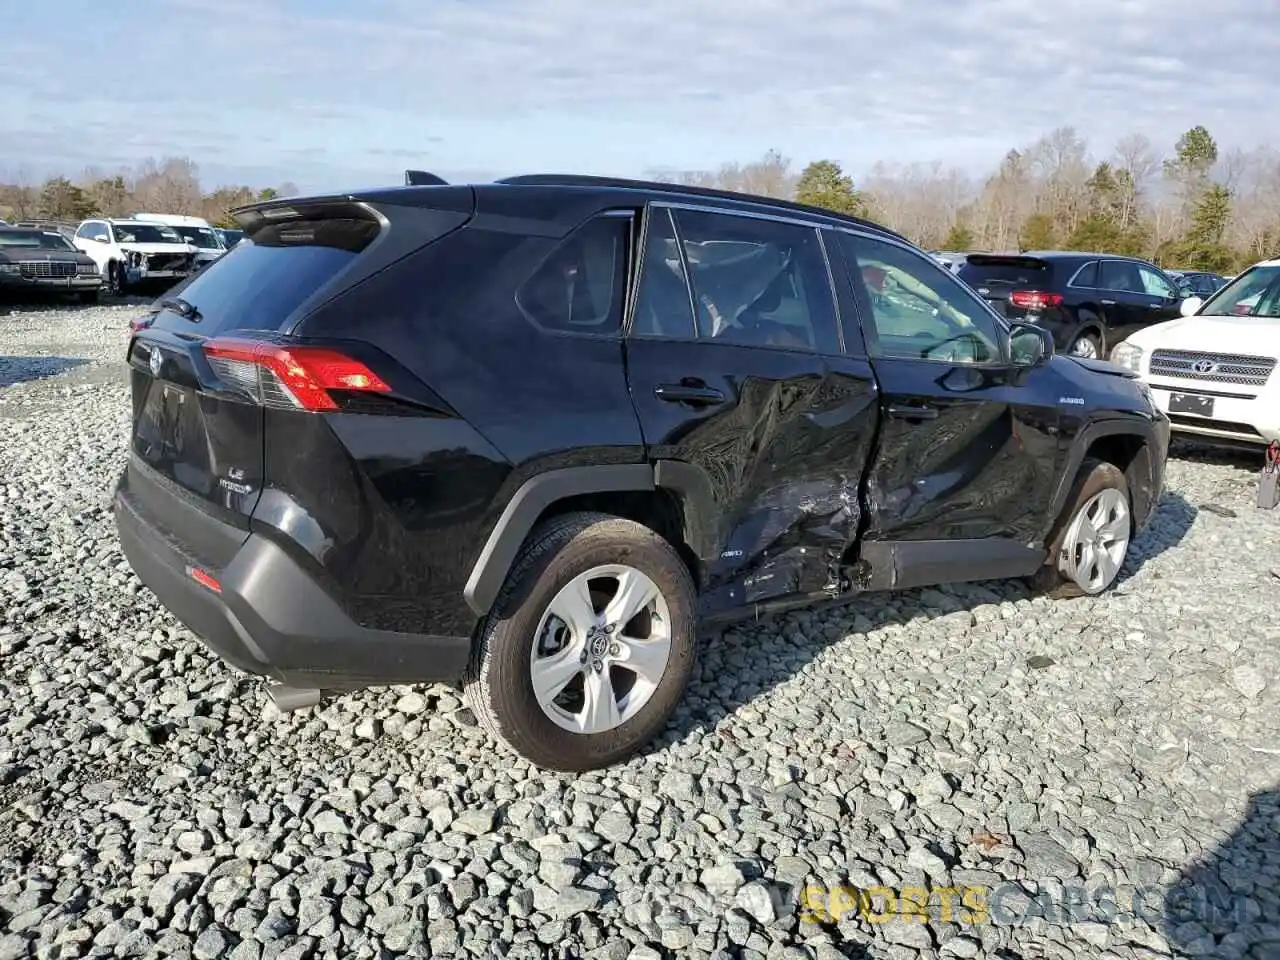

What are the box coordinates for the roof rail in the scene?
[405,170,449,187]
[495,173,904,241]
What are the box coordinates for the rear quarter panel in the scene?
[290,218,646,636]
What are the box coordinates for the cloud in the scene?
[2,0,1277,190]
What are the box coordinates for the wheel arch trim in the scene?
[1046,418,1163,541]
[463,464,656,616]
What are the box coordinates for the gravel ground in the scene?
[1,302,1278,960]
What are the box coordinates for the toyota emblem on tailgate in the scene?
[1191,359,1216,374]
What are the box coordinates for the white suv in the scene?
[1111,259,1280,447]
[73,218,198,294]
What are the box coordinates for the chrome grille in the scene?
[1149,349,1276,387]
[17,261,78,279]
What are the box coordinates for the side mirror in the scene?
[1009,321,1054,367]
[1180,296,1203,317]
[90,233,109,243]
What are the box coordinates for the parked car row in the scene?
[0,213,246,303]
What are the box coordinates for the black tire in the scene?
[103,262,122,297]
[1029,458,1131,598]
[463,511,697,771]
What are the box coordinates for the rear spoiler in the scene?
[963,254,1051,269]
[405,170,448,186]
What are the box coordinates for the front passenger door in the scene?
[834,232,1062,580]
[1136,264,1184,326]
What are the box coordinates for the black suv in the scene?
[957,251,1187,360]
[114,174,1170,770]
[1166,270,1228,298]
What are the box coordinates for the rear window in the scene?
[155,216,380,334]
[957,255,1054,288]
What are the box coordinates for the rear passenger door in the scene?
[625,205,879,612]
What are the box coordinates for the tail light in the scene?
[1009,290,1064,310]
[202,337,391,412]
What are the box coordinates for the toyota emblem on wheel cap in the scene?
[1191,359,1216,374]
[148,347,163,377]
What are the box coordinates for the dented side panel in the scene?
[860,359,1064,544]
[625,338,880,613]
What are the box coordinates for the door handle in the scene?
[1149,303,1164,309]
[1101,299,1116,305]
[886,403,939,421]
[654,382,726,405]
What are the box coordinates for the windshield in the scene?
[0,230,76,251]
[1198,265,1280,319]
[172,226,224,250]
[113,223,184,244]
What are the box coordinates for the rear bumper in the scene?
[113,472,472,688]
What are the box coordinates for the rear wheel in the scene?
[1069,331,1101,359]
[463,512,697,771]
[1030,458,1132,597]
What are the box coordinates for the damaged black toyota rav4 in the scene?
[114,172,1170,771]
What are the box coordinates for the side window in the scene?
[1138,265,1175,298]
[1072,260,1098,287]
[1099,260,1142,292]
[516,215,630,336]
[840,233,1004,365]
[630,207,697,340]
[671,209,839,354]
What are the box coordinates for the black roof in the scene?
[493,173,905,241]
[965,250,1172,269]
[238,171,905,242]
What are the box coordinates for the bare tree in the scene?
[1112,133,1161,229]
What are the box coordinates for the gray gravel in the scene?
[1,302,1278,960]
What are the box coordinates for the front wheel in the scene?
[1030,459,1132,597]
[463,512,697,771]
[102,262,123,297]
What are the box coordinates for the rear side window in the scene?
[517,215,630,336]
[1099,260,1143,292]
[156,216,380,334]
[1071,261,1098,287]
[957,255,1053,289]
[671,208,839,354]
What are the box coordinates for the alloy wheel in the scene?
[1058,487,1130,593]
[1070,336,1099,359]
[530,564,672,734]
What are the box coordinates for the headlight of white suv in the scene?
[1111,341,1143,373]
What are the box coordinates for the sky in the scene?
[3,0,1278,193]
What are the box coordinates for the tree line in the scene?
[649,125,1276,273]
[3,124,1273,272]
[0,157,298,229]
